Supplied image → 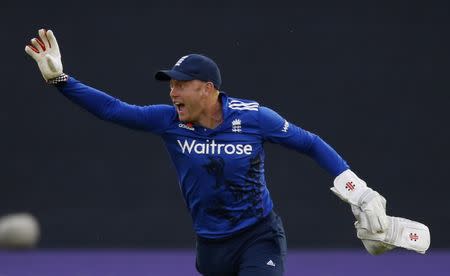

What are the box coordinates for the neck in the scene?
[198,92,223,129]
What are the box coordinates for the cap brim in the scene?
[154,70,195,82]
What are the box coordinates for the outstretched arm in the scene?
[259,106,348,176]
[55,77,174,133]
[259,106,388,234]
[25,29,175,133]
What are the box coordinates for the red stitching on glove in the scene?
[36,37,46,51]
[29,45,39,53]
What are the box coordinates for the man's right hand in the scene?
[25,29,63,82]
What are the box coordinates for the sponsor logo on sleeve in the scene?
[282,120,289,132]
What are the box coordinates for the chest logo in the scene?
[232,119,242,133]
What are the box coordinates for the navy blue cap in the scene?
[155,54,222,89]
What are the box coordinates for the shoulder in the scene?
[224,96,262,128]
[144,104,177,118]
[149,104,177,113]
[224,95,285,122]
[224,95,285,131]
[139,104,179,134]
[223,94,284,117]
[227,96,260,112]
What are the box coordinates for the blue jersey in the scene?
[57,77,349,238]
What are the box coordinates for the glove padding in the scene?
[359,239,396,255]
[331,169,389,234]
[25,29,63,81]
[352,205,431,255]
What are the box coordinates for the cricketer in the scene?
[25,29,429,276]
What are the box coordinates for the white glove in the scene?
[352,205,431,255]
[331,169,388,234]
[25,29,63,81]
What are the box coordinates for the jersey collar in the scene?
[219,91,230,121]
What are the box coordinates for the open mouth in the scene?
[174,102,186,114]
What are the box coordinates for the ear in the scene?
[205,82,215,94]
[199,82,210,97]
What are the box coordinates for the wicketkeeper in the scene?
[25,29,430,276]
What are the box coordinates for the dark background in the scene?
[1,0,449,248]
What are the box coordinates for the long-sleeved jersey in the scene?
[57,77,349,239]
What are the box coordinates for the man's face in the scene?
[170,79,207,123]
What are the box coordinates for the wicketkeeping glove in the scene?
[331,169,389,234]
[352,205,431,255]
[25,29,63,82]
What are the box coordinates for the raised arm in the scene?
[25,29,175,133]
